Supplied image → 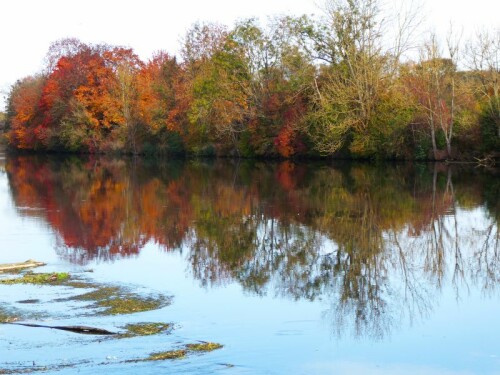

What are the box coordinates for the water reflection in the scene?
[5,155,500,338]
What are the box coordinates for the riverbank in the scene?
[2,144,498,165]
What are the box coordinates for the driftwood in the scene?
[474,156,497,167]
[6,322,116,335]
[0,260,46,272]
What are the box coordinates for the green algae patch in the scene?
[0,272,70,285]
[186,342,223,352]
[64,286,170,316]
[97,295,168,315]
[69,287,121,301]
[64,281,100,289]
[119,322,172,338]
[146,349,187,361]
[129,341,223,362]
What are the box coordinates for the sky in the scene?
[0,0,498,110]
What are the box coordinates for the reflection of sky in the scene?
[0,170,59,265]
[1,162,500,374]
[86,243,500,374]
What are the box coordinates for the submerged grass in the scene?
[64,281,100,289]
[186,342,223,352]
[63,285,170,316]
[130,341,223,362]
[146,350,187,361]
[69,287,121,301]
[0,272,70,285]
[119,322,172,338]
[98,296,168,315]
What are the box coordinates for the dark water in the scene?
[0,153,499,374]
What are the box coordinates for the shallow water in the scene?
[0,153,499,374]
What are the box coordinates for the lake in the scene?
[0,151,499,374]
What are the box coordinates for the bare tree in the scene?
[303,0,420,156]
[413,32,459,159]
[465,29,500,138]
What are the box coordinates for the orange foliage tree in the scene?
[5,76,46,149]
[136,52,189,153]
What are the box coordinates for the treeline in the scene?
[3,0,499,159]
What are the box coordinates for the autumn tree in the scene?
[297,0,415,157]
[404,30,470,160]
[5,75,46,149]
[231,17,314,157]
[44,38,89,74]
[137,52,189,154]
[138,52,181,132]
[37,42,119,150]
[465,29,500,152]
[103,48,143,153]
[0,111,5,132]
[37,42,141,152]
[182,23,251,155]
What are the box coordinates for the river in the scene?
[0,152,499,374]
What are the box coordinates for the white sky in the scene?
[0,0,498,110]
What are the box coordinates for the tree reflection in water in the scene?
[5,155,499,339]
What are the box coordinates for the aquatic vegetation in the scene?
[97,295,168,315]
[69,286,121,301]
[119,322,172,338]
[131,341,223,362]
[0,272,70,285]
[186,342,223,352]
[146,350,187,361]
[64,286,170,315]
[64,281,100,289]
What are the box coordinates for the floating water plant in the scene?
[119,322,172,338]
[131,341,223,362]
[65,286,170,315]
[146,350,187,361]
[186,342,223,352]
[69,287,121,301]
[97,295,168,315]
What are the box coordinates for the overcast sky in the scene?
[0,0,498,110]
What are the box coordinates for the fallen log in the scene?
[0,260,46,273]
[6,322,116,335]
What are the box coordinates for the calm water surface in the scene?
[0,152,499,374]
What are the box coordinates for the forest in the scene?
[1,0,499,160]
